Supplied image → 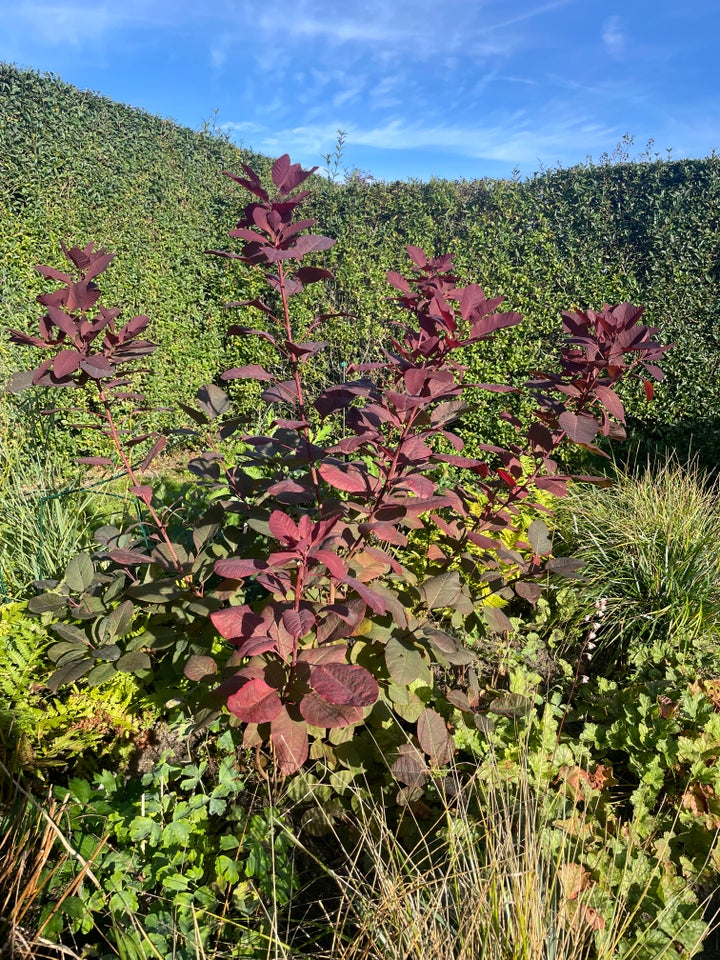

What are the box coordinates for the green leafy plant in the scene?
[0,601,155,772]
[16,722,297,958]
[575,673,720,883]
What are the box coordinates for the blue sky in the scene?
[2,0,719,182]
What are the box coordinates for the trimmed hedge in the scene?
[2,63,720,464]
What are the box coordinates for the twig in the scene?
[34,933,86,960]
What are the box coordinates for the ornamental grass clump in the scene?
[557,458,720,673]
[286,745,713,960]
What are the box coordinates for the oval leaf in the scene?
[27,593,68,615]
[311,663,379,707]
[558,412,599,445]
[64,553,94,592]
[527,519,551,556]
[299,692,364,729]
[417,707,454,766]
[47,658,94,692]
[184,655,218,681]
[385,636,428,687]
[271,708,309,775]
[50,622,88,644]
[227,677,283,723]
[487,692,533,718]
[93,644,121,662]
[116,651,152,673]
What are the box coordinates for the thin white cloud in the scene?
[15,3,124,45]
[602,16,626,58]
[222,110,621,172]
[9,0,180,46]
[485,0,572,33]
[247,0,556,62]
[209,45,227,70]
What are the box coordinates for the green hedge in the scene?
[3,63,720,465]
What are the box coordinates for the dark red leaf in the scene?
[417,708,454,766]
[222,364,275,381]
[594,385,626,423]
[108,548,152,564]
[140,436,167,472]
[406,245,428,268]
[7,329,46,348]
[80,354,114,379]
[130,485,153,505]
[35,263,72,283]
[558,412,600,445]
[391,744,427,787]
[296,645,348,666]
[318,462,370,494]
[197,384,231,420]
[268,511,299,544]
[534,476,568,496]
[271,708,309,774]
[271,154,316,194]
[76,456,113,466]
[358,521,408,547]
[546,557,585,578]
[515,581,542,605]
[262,381,300,405]
[46,304,79,339]
[343,576,388,615]
[83,252,115,281]
[469,311,523,340]
[184,655,217,681]
[294,267,334,286]
[422,628,477,666]
[117,314,150,342]
[311,663,379,707]
[214,558,269,580]
[446,689,471,711]
[282,608,316,640]
[284,339,328,357]
[290,235,335,258]
[224,166,269,201]
[313,549,347,579]
[228,677,283,723]
[234,634,278,658]
[484,606,513,634]
[226,325,277,344]
[53,349,80,378]
[299,692,364,729]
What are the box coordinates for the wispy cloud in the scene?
[3,0,718,181]
[10,0,184,45]
[14,2,127,45]
[485,0,572,33]
[222,109,621,171]
[209,44,228,70]
[602,15,626,59]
